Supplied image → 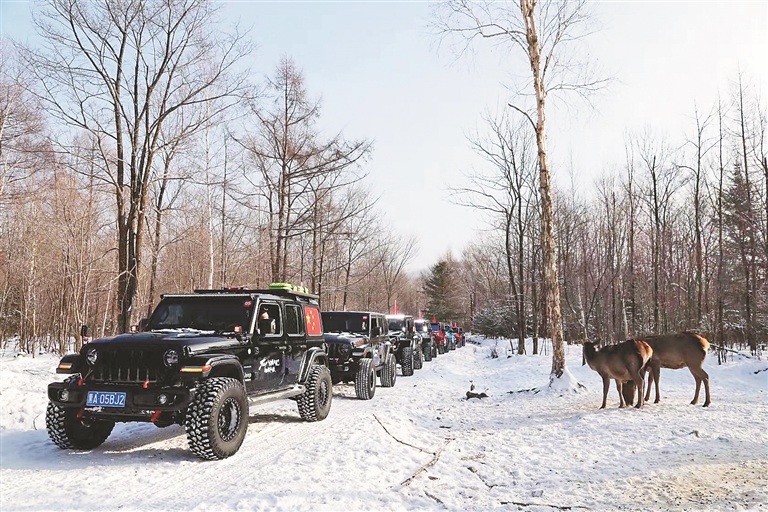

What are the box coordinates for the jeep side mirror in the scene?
[80,325,88,337]
[258,318,276,335]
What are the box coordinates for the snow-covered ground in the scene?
[1,339,766,511]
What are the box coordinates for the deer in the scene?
[583,339,653,409]
[639,331,711,407]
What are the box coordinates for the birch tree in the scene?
[435,0,606,386]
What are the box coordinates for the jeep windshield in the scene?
[321,312,369,335]
[415,321,430,333]
[146,296,253,332]
[388,319,405,331]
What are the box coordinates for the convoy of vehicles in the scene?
[46,282,466,460]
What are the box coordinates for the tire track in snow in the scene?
[124,391,368,511]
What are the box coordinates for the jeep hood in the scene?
[323,333,368,347]
[84,331,242,354]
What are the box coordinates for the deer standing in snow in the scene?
[583,339,653,409]
[641,331,711,407]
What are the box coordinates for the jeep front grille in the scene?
[90,347,167,383]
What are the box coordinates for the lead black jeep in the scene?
[46,285,332,460]
[321,311,396,400]
[386,314,422,376]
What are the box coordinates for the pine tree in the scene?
[423,260,459,321]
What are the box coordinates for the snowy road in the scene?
[1,340,766,511]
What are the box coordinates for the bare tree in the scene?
[435,0,606,385]
[237,57,372,283]
[379,233,418,313]
[24,0,251,331]
[452,109,537,351]
[0,41,49,203]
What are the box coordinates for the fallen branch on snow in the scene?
[712,345,756,359]
[372,414,431,454]
[508,387,542,394]
[499,501,589,510]
[466,391,488,399]
[399,439,452,488]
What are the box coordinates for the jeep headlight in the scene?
[86,348,98,365]
[164,349,179,367]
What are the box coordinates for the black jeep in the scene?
[386,314,422,376]
[46,285,332,460]
[321,311,395,400]
[414,319,436,361]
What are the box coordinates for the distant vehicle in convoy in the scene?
[453,326,465,347]
[321,311,396,399]
[444,324,456,351]
[46,284,332,460]
[431,322,447,354]
[386,314,422,376]
[414,319,435,361]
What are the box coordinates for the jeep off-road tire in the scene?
[423,344,433,362]
[438,344,445,355]
[185,377,248,460]
[401,347,414,376]
[354,358,376,400]
[297,365,333,421]
[413,346,423,370]
[381,353,397,387]
[46,402,115,450]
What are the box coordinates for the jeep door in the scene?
[281,303,305,385]
[370,314,387,367]
[247,301,288,393]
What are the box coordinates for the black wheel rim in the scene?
[369,366,375,393]
[318,377,330,407]
[218,397,241,442]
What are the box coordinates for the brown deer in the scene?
[583,339,653,409]
[641,331,711,407]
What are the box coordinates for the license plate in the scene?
[86,391,127,408]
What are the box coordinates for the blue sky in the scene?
[3,0,766,272]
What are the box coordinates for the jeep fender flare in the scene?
[55,354,82,374]
[181,354,244,383]
[298,347,328,384]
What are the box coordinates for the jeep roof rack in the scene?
[192,284,319,301]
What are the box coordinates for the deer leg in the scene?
[691,370,702,405]
[690,366,711,407]
[652,366,661,403]
[616,380,626,408]
[622,380,636,406]
[632,371,645,409]
[644,368,652,402]
[600,376,609,409]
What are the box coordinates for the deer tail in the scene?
[690,332,710,352]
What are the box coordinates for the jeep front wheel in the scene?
[297,365,333,421]
[401,347,414,376]
[354,358,376,400]
[46,403,115,450]
[424,344,433,362]
[185,377,248,460]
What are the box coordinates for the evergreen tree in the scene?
[423,260,459,321]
